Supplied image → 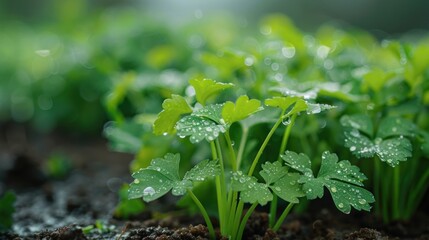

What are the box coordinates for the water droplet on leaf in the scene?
[143,187,156,196]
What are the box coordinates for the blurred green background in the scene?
[1,0,428,134]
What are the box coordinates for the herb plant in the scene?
[128,78,375,239]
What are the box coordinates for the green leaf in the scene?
[193,104,224,123]
[240,183,272,206]
[129,153,181,201]
[362,68,393,92]
[344,130,377,158]
[260,161,288,184]
[172,180,193,196]
[265,96,307,114]
[231,171,257,192]
[340,114,374,137]
[306,103,336,114]
[280,151,312,175]
[176,115,226,143]
[184,159,221,182]
[376,117,416,139]
[129,153,220,202]
[271,173,305,203]
[176,104,227,143]
[271,86,318,99]
[189,78,233,105]
[342,115,414,167]
[344,131,412,167]
[376,138,412,167]
[231,171,272,206]
[153,95,192,135]
[147,153,180,181]
[282,151,374,214]
[222,95,262,124]
[232,164,305,205]
[129,169,173,201]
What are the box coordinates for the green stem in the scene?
[373,159,381,217]
[232,201,244,239]
[273,202,294,231]
[227,191,238,234]
[406,167,429,219]
[236,202,258,240]
[236,127,249,170]
[187,190,216,240]
[211,141,226,234]
[277,114,297,161]
[381,164,390,223]
[269,195,278,228]
[225,130,237,171]
[269,114,296,228]
[392,165,400,219]
[248,111,285,176]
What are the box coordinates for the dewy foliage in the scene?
[231,161,305,205]
[189,78,233,106]
[176,104,227,143]
[153,95,192,135]
[282,151,375,214]
[341,114,415,167]
[129,153,220,201]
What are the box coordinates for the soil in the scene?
[1,124,429,240]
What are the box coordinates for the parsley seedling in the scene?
[129,78,374,240]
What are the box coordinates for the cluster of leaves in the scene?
[91,11,429,226]
[128,78,374,239]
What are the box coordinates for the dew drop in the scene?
[282,117,291,125]
[350,146,356,151]
[275,187,281,192]
[133,179,140,184]
[282,46,296,58]
[358,199,366,205]
[244,57,254,66]
[307,104,321,114]
[338,203,344,208]
[271,63,280,71]
[143,187,156,196]
[331,187,337,193]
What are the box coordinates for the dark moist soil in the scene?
[1,124,429,240]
